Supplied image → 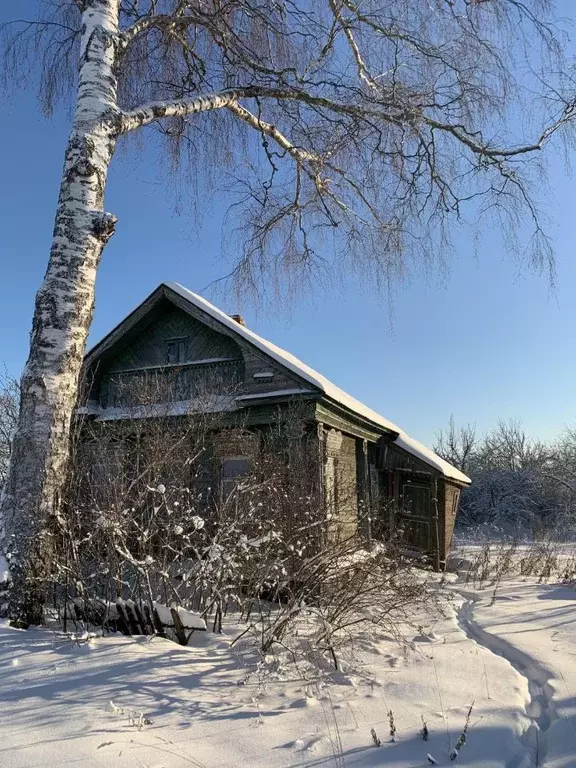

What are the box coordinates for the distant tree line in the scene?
[435,417,576,540]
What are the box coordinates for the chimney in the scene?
[230,313,246,327]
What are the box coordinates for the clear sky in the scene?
[1,3,576,448]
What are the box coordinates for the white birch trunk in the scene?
[0,0,121,626]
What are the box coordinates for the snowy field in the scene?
[2,577,576,767]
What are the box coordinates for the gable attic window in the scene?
[166,337,188,364]
[253,371,274,380]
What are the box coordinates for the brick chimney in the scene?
[230,313,246,327]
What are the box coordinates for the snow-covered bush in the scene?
[436,418,576,540]
[54,404,321,628]
[29,391,428,662]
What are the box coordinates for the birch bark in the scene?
[0,0,121,626]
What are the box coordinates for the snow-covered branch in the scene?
[119,88,263,132]
[225,102,318,164]
[119,13,198,51]
[118,82,576,166]
[119,83,410,134]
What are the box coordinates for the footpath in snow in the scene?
[1,578,576,767]
[455,579,576,768]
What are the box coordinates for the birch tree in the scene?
[1,0,576,626]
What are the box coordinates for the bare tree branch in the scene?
[225,101,318,164]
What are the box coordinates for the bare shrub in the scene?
[456,535,575,593]
[519,539,561,581]
[40,372,427,666]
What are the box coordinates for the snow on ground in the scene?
[1,578,576,767]
[458,579,576,768]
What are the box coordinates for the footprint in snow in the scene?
[412,632,441,643]
[289,697,318,708]
[291,733,328,752]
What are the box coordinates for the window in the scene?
[221,457,249,498]
[166,338,188,364]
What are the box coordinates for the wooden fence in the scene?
[67,597,206,646]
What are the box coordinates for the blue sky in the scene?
[1,8,576,448]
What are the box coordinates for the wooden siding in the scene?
[101,360,243,408]
[107,307,242,372]
[86,299,318,411]
[315,402,387,442]
[322,428,358,542]
[242,349,310,395]
[168,291,318,398]
[211,428,259,460]
[386,443,440,476]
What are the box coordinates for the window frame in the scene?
[165,337,188,365]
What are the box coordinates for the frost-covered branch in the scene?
[119,88,261,132]
[119,13,198,50]
[225,102,318,164]
[0,371,18,491]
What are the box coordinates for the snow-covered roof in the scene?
[236,388,317,401]
[165,283,471,484]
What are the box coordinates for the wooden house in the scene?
[79,283,470,569]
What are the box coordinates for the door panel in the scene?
[398,481,431,552]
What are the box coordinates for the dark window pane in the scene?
[221,457,249,497]
[222,457,249,479]
[166,338,187,364]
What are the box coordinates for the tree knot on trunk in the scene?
[92,212,117,243]
[102,109,123,136]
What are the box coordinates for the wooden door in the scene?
[397,480,432,552]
